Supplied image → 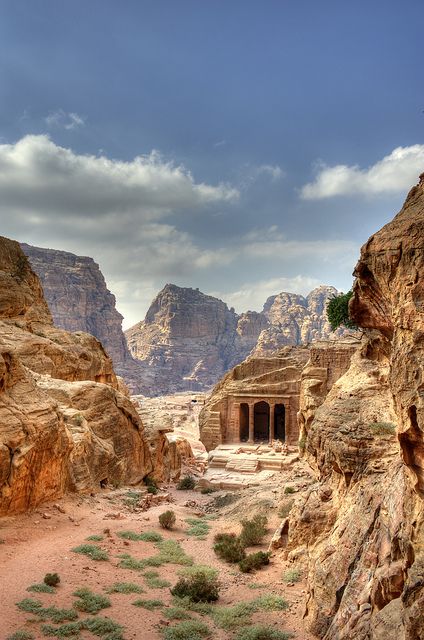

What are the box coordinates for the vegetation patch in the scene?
[132,598,162,610]
[7,632,35,640]
[369,422,396,436]
[159,510,176,530]
[176,475,196,490]
[283,486,295,495]
[105,582,144,594]
[170,566,220,603]
[278,500,294,519]
[123,490,142,509]
[251,594,289,611]
[117,553,146,571]
[73,588,111,614]
[240,515,268,547]
[44,573,60,587]
[143,570,171,589]
[71,544,108,561]
[239,551,270,573]
[210,492,240,509]
[234,625,292,640]
[27,583,55,594]
[82,616,124,637]
[213,533,246,563]
[211,602,255,630]
[171,597,213,615]
[185,518,211,539]
[16,599,78,623]
[86,535,104,542]
[282,568,302,583]
[155,539,193,565]
[162,620,211,640]
[41,622,82,638]
[163,607,192,620]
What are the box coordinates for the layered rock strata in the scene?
[126,284,348,396]
[285,177,424,639]
[0,238,152,514]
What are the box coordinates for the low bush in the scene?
[71,544,108,561]
[239,551,270,573]
[162,620,210,640]
[283,486,295,495]
[44,573,60,587]
[82,616,124,636]
[282,568,301,583]
[41,622,82,637]
[73,587,111,614]
[86,534,103,542]
[234,625,292,640]
[252,594,288,611]
[27,583,55,593]
[132,598,162,610]
[143,570,171,589]
[239,515,268,547]
[15,599,78,623]
[117,530,163,542]
[185,518,210,539]
[163,607,192,620]
[170,566,220,603]
[105,582,144,594]
[159,510,176,530]
[156,539,193,565]
[177,475,196,490]
[213,533,246,563]
[211,602,255,630]
[6,632,35,640]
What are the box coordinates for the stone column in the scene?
[269,402,275,444]
[248,401,254,443]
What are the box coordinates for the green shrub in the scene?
[282,568,302,583]
[239,515,268,547]
[7,632,35,640]
[123,490,142,509]
[369,422,396,436]
[143,570,171,589]
[213,533,246,563]
[252,594,288,611]
[185,518,211,539]
[27,583,55,593]
[145,476,158,494]
[132,598,162,610]
[73,587,111,613]
[41,622,82,637]
[239,551,271,573]
[105,582,144,594]
[117,529,163,542]
[159,510,176,530]
[155,539,193,565]
[71,544,108,561]
[86,534,103,542]
[162,620,210,640]
[147,485,158,494]
[170,566,220,603]
[117,553,146,571]
[172,596,213,615]
[234,625,292,640]
[44,573,60,587]
[326,290,356,331]
[82,616,123,636]
[211,602,255,630]
[177,475,196,490]
[15,599,78,623]
[284,486,295,495]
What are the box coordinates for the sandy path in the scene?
[0,486,314,640]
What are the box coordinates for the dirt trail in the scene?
[0,481,315,640]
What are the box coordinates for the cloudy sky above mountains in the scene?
[0,1,422,327]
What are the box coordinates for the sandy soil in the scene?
[0,480,315,640]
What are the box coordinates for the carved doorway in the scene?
[239,403,249,442]
[274,404,285,441]
[254,401,269,441]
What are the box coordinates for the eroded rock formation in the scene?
[199,346,310,451]
[126,284,348,396]
[0,238,152,514]
[285,177,424,639]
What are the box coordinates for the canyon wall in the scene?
[0,238,152,514]
[285,178,424,639]
[126,284,348,396]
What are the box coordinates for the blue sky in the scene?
[0,0,422,327]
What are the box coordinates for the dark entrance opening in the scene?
[274,404,285,441]
[254,401,269,441]
[239,403,249,442]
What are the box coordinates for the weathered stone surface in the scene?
[199,346,310,451]
[0,237,152,514]
[286,177,424,639]
[126,284,348,396]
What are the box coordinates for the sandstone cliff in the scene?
[0,238,152,514]
[126,284,348,396]
[285,178,424,639]
[21,243,147,394]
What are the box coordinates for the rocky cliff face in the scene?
[0,238,152,514]
[285,177,424,639]
[126,284,348,396]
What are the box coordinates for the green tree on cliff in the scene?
[326,290,357,331]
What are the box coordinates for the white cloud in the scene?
[301,145,424,199]
[255,164,285,181]
[0,135,238,220]
[211,275,323,314]
[45,109,86,130]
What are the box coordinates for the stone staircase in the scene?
[226,457,260,473]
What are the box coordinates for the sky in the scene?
[0,0,422,328]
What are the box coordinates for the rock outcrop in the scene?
[0,238,152,514]
[126,284,348,396]
[285,177,424,639]
[21,243,147,394]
